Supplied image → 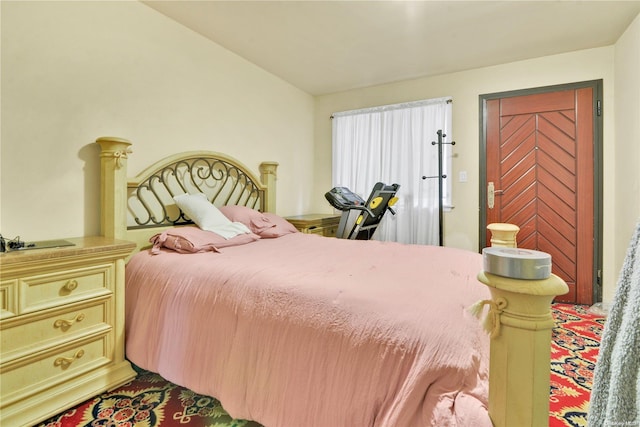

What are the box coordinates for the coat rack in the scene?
[422,129,455,246]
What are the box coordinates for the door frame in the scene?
[478,80,604,302]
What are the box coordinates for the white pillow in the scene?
[173,193,250,239]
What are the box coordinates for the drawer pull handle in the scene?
[54,349,85,368]
[63,280,78,292]
[54,313,86,329]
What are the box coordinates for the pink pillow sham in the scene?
[219,205,299,238]
[260,212,298,238]
[149,226,260,254]
[218,205,275,234]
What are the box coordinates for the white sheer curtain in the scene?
[332,97,452,245]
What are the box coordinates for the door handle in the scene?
[487,182,503,209]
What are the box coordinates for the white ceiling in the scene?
[143,1,640,95]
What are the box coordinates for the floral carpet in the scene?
[38,303,605,427]
[549,303,606,427]
[36,363,261,427]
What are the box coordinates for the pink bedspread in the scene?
[125,233,492,427]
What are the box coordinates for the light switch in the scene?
[459,171,468,182]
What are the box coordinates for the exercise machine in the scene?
[325,183,400,240]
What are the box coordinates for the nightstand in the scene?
[286,213,341,237]
[0,236,137,427]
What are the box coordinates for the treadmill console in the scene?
[325,187,365,211]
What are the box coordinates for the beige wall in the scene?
[0,1,315,240]
[613,13,640,302]
[314,47,622,300]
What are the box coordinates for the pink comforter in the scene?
[125,233,492,427]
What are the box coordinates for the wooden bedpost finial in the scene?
[259,161,279,213]
[96,137,133,168]
[487,223,520,248]
[96,137,132,239]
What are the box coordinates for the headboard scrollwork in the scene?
[129,155,265,229]
[96,137,278,246]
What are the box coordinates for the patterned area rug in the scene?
[549,303,606,427]
[37,366,261,427]
[38,304,605,427]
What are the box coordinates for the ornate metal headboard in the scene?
[128,153,267,230]
[96,137,278,251]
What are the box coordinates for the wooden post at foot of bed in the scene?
[487,223,520,248]
[476,271,569,427]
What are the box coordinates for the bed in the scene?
[96,136,567,427]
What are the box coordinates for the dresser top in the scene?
[285,213,341,225]
[0,236,135,266]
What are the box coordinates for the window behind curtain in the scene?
[331,97,452,245]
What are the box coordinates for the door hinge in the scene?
[597,100,602,116]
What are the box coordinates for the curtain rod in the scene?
[330,97,452,119]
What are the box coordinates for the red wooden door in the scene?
[484,88,595,304]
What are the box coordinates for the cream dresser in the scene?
[0,236,136,427]
[285,213,341,237]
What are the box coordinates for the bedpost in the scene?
[96,137,132,240]
[259,161,279,213]
[476,272,568,427]
[487,223,520,248]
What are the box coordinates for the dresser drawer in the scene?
[306,226,326,235]
[304,224,339,237]
[1,300,110,363]
[322,224,339,237]
[0,334,112,406]
[0,280,18,319]
[20,264,112,314]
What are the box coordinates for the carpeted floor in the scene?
[549,303,605,427]
[37,303,605,427]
